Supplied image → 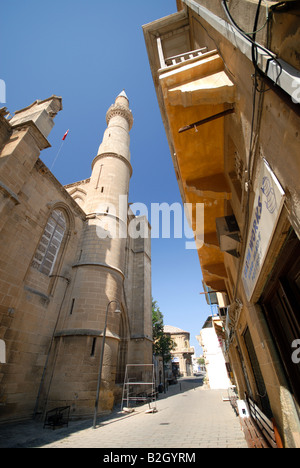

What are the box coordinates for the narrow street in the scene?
[0,376,248,450]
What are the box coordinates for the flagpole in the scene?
[50,140,64,170]
[50,129,69,171]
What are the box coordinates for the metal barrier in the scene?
[43,406,70,430]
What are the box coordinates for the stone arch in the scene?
[73,196,85,208]
[68,187,87,205]
[68,187,87,197]
[46,201,75,232]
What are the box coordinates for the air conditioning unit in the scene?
[216,292,229,308]
[216,215,240,258]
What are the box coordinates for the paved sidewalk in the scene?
[0,377,248,449]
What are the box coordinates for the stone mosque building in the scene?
[0,91,152,422]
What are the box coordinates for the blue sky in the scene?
[1,0,213,355]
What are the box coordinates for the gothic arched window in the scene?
[32,209,67,276]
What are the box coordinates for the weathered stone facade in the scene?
[144,0,300,448]
[0,92,152,423]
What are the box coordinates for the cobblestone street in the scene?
[0,376,247,450]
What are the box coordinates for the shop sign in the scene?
[242,159,285,301]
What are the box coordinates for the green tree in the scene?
[152,300,176,391]
[152,299,164,353]
[197,357,205,366]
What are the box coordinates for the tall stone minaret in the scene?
[43,92,134,417]
[83,89,133,273]
[86,89,133,224]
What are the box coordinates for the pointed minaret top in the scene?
[115,90,129,108]
[117,89,129,101]
[105,90,133,130]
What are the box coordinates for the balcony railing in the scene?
[182,347,194,354]
[165,47,208,67]
[156,36,210,72]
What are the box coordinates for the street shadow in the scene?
[0,409,139,448]
[161,375,205,395]
[0,375,206,448]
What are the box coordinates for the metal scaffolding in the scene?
[121,364,157,412]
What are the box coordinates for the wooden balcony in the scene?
[157,48,236,292]
[143,11,236,295]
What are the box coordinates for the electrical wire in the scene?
[242,0,270,36]
[222,0,282,86]
[252,0,264,77]
[221,0,295,408]
[227,0,269,304]
[192,15,236,78]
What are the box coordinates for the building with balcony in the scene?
[143,0,300,447]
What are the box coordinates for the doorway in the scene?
[260,229,300,405]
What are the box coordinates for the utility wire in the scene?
[221,0,282,86]
[223,0,269,304]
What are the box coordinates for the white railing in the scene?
[182,347,194,354]
[165,47,208,66]
[156,36,209,70]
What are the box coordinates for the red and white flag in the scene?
[62,129,69,141]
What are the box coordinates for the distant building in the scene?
[191,350,203,373]
[164,325,194,376]
[0,92,152,423]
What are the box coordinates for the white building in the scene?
[197,316,231,389]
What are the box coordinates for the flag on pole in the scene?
[50,130,69,170]
[62,129,69,140]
